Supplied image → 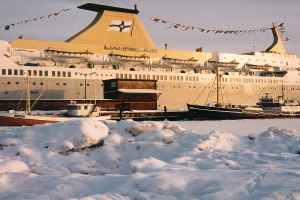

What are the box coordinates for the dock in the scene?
[103,110,189,121]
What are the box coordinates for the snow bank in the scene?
[0,119,300,199]
[42,119,108,153]
[109,119,184,136]
[15,119,109,154]
[135,129,175,144]
[198,131,238,151]
[0,160,30,190]
[0,160,29,173]
[249,126,300,154]
[125,120,165,136]
[130,157,168,173]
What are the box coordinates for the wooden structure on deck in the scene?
[103,79,161,110]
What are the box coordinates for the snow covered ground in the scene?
[0,118,300,200]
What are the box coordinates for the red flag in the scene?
[161,20,170,23]
[153,18,160,22]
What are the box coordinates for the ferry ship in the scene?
[1,3,300,111]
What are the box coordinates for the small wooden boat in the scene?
[0,101,111,126]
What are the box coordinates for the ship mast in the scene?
[26,74,31,114]
[281,80,284,99]
[216,56,221,106]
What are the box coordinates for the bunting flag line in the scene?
[0,8,72,31]
[149,17,270,35]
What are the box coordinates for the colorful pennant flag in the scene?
[0,8,72,31]
[149,17,270,35]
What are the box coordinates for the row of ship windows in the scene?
[6,82,67,86]
[157,85,300,91]
[74,72,113,77]
[222,57,290,65]
[2,69,72,78]
[1,69,115,78]
[117,73,282,84]
[158,85,241,90]
[4,84,300,95]
[5,82,97,87]
[1,69,283,85]
[5,81,300,91]
[4,91,41,95]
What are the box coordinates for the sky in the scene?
[0,0,299,56]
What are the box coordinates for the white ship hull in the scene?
[1,66,299,110]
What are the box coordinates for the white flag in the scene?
[108,20,132,32]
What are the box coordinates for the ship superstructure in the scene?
[1,3,300,110]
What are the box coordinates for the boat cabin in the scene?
[258,95,285,107]
[257,94,300,112]
[67,101,100,117]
